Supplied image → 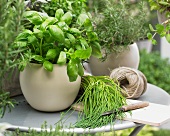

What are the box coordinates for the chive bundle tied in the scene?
[74,76,127,128]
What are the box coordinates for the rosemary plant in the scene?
[94,0,150,59]
[75,76,127,128]
[0,0,25,117]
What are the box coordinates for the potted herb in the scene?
[147,0,170,44]
[88,0,149,75]
[139,50,170,94]
[14,7,101,111]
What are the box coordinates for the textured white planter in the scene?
[88,43,140,76]
[20,63,81,112]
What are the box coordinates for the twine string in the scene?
[110,67,147,99]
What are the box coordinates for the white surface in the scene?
[124,99,170,126]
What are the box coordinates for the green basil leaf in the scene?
[58,21,69,31]
[86,31,98,41]
[55,9,64,20]
[24,11,43,25]
[67,59,78,82]
[64,39,71,48]
[83,18,93,31]
[61,12,72,25]
[43,30,54,43]
[67,33,76,44]
[40,17,58,31]
[74,47,92,59]
[48,25,65,43]
[91,42,102,58]
[75,44,82,50]
[32,55,44,62]
[46,49,57,60]
[68,48,74,53]
[69,28,81,35]
[57,51,67,65]
[16,30,32,41]
[77,13,89,26]
[24,11,36,18]
[27,35,38,45]
[33,28,43,39]
[78,62,84,76]
[80,38,89,48]
[43,61,53,72]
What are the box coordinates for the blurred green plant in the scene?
[148,0,170,14]
[152,128,170,136]
[138,50,170,94]
[0,0,25,117]
[87,0,107,13]
[147,0,170,44]
[106,125,170,136]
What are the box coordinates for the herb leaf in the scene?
[48,25,65,43]
[67,59,78,82]
[43,61,53,72]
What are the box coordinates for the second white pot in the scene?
[88,43,140,76]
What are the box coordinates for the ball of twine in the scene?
[110,67,147,99]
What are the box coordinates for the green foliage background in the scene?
[138,50,170,94]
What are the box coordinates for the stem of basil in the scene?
[40,38,43,56]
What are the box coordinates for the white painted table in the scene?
[0,83,170,136]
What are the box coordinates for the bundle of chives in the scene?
[75,76,127,128]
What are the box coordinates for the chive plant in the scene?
[74,76,127,128]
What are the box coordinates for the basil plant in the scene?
[14,9,102,82]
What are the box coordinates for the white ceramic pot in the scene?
[20,63,81,112]
[88,43,140,76]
